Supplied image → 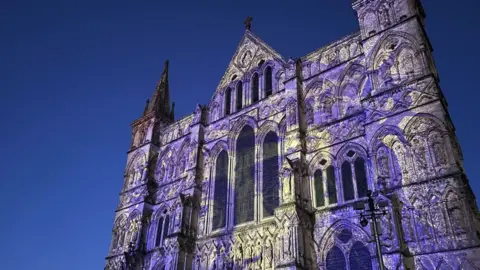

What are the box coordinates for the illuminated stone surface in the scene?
[105,0,480,269]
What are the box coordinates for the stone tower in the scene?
[105,0,480,269]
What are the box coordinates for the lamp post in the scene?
[353,190,388,270]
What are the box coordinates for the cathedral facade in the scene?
[105,0,480,269]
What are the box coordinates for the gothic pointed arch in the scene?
[124,151,148,189]
[212,149,229,230]
[228,115,258,152]
[371,125,410,188]
[176,138,191,177]
[369,30,420,68]
[444,188,469,236]
[309,150,337,176]
[309,151,338,207]
[275,68,286,91]
[251,72,259,103]
[337,142,369,201]
[112,214,128,250]
[125,210,141,247]
[428,192,448,237]
[208,140,229,166]
[262,130,280,217]
[225,87,232,116]
[370,31,422,89]
[336,63,367,118]
[236,81,243,111]
[257,120,280,146]
[305,79,324,97]
[264,65,273,97]
[318,219,372,269]
[233,125,256,225]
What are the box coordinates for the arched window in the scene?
[326,166,337,204]
[212,151,228,230]
[155,216,164,246]
[349,242,372,270]
[234,126,255,225]
[225,87,231,116]
[354,158,368,198]
[252,73,259,103]
[265,66,273,97]
[262,131,279,217]
[236,82,243,111]
[162,215,170,242]
[326,246,346,270]
[342,161,354,201]
[314,169,325,207]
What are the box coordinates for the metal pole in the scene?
[368,192,386,270]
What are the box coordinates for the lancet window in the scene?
[234,125,255,225]
[262,131,279,217]
[265,66,273,97]
[225,87,231,115]
[155,215,170,247]
[212,151,228,230]
[252,73,259,103]
[236,82,243,111]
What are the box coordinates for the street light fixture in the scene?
[354,190,388,270]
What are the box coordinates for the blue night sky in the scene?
[1,1,479,269]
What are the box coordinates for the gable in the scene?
[215,31,287,94]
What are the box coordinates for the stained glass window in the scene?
[263,131,279,217]
[349,242,372,270]
[342,161,354,201]
[236,82,243,111]
[212,151,228,230]
[326,246,346,270]
[354,158,368,198]
[326,166,337,204]
[234,126,255,225]
[225,88,231,115]
[265,66,273,97]
[252,73,259,103]
[314,169,325,207]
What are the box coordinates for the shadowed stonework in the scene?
[105,0,480,269]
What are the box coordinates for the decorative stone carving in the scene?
[107,4,480,270]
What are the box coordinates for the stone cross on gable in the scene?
[244,16,253,30]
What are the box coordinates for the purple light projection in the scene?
[105,1,480,269]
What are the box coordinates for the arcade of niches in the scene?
[105,0,480,269]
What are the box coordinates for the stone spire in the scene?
[144,60,173,121]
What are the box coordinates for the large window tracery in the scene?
[341,150,368,201]
[262,131,279,217]
[212,151,228,230]
[325,228,372,270]
[234,125,255,225]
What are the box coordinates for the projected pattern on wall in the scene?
[105,0,480,269]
